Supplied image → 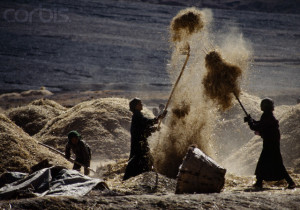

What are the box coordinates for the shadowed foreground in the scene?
[0,188,299,209]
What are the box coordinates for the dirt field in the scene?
[0,176,299,209]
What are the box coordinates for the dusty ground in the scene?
[1,192,300,209]
[1,155,299,209]
[0,173,299,209]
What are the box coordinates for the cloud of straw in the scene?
[218,27,253,70]
[149,8,253,178]
[170,7,204,43]
[150,7,216,178]
[203,51,242,111]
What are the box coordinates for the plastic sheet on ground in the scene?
[0,166,108,200]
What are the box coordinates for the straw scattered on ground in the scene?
[95,157,300,196]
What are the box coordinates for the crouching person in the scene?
[65,130,91,175]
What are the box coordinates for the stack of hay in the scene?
[35,98,153,160]
[0,114,71,173]
[7,99,66,136]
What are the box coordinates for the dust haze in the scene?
[149,8,253,178]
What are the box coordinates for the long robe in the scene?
[249,111,289,181]
[123,110,157,180]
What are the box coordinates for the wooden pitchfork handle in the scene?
[157,44,191,129]
[233,92,249,117]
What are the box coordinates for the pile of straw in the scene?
[7,99,66,135]
[35,98,132,159]
[35,98,154,160]
[98,159,176,195]
[0,114,71,173]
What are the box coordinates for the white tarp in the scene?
[0,166,107,200]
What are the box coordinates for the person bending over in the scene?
[65,130,91,175]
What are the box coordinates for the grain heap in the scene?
[0,114,71,173]
[7,99,66,135]
[35,98,154,160]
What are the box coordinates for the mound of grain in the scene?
[97,158,176,195]
[0,114,71,173]
[222,104,300,175]
[20,88,53,97]
[0,88,53,101]
[117,171,176,195]
[35,98,154,160]
[279,104,300,172]
[0,88,54,109]
[7,99,67,136]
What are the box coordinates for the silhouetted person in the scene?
[65,130,91,175]
[158,103,165,116]
[245,98,296,189]
[123,98,167,180]
[152,107,159,117]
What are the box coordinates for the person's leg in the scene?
[284,171,295,189]
[254,156,264,189]
[123,158,134,180]
[73,163,81,171]
[83,160,91,175]
[253,178,263,188]
[123,157,140,180]
[84,167,90,175]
